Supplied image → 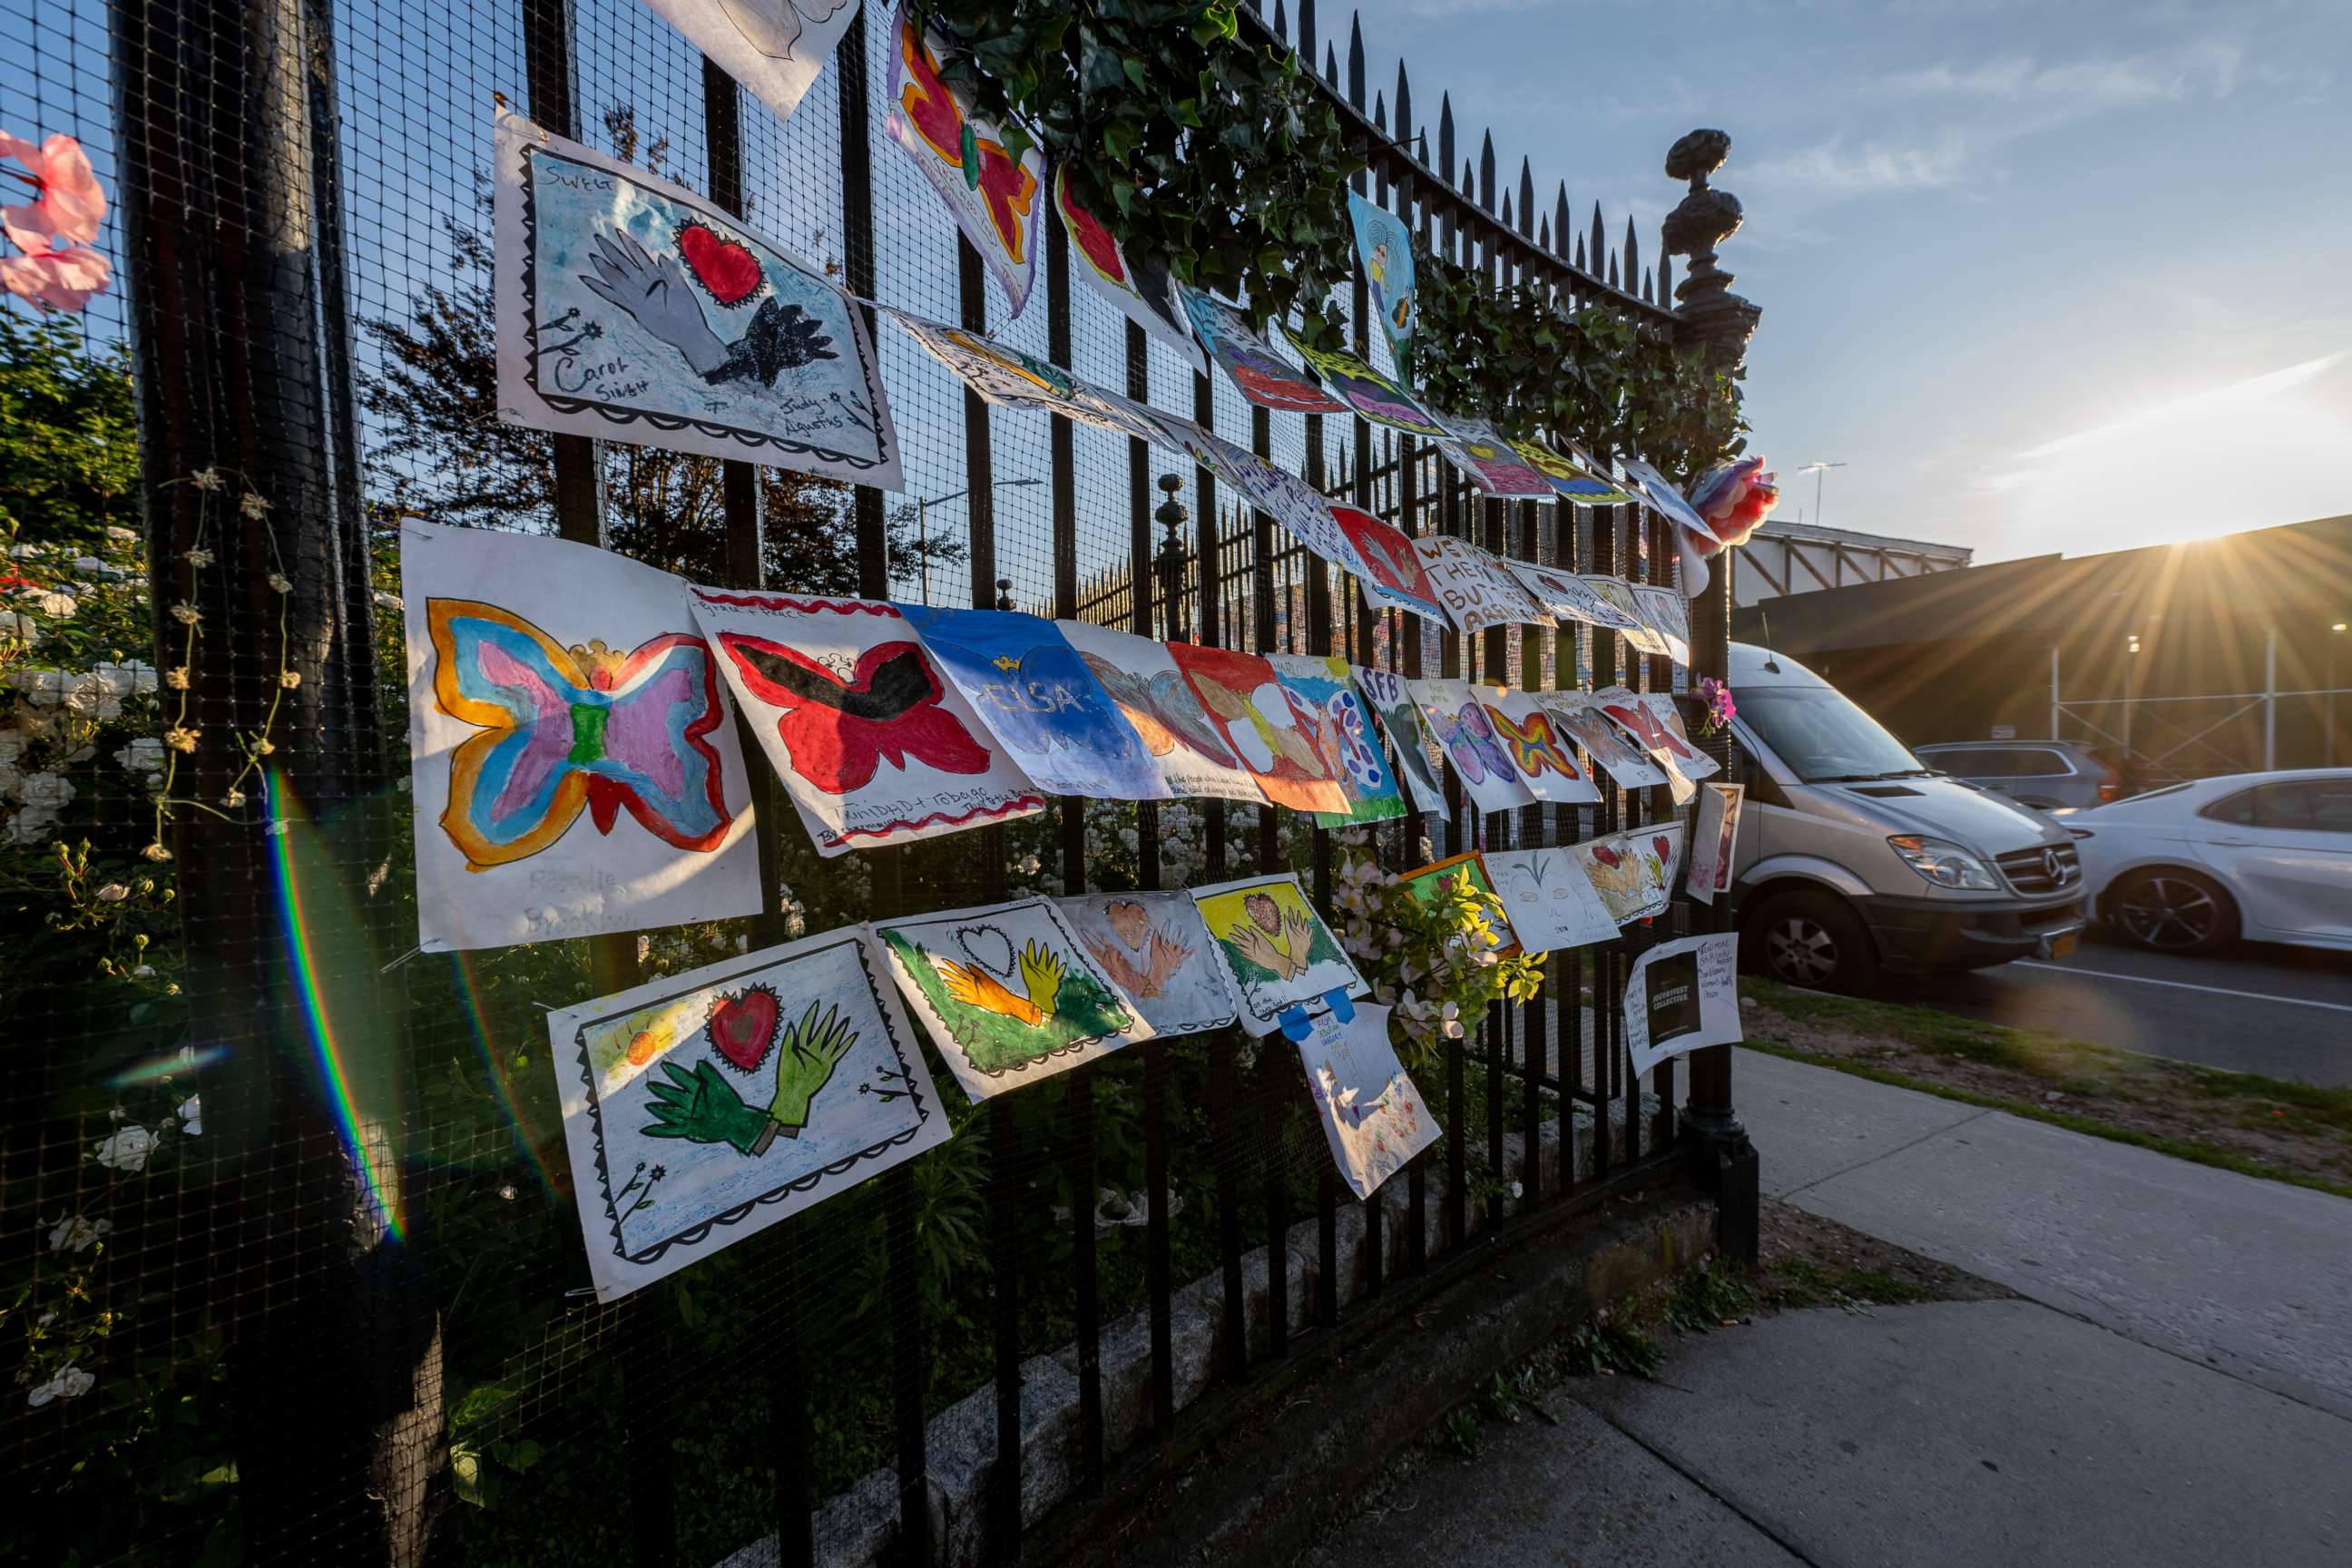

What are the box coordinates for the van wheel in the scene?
[1746,890,1879,994]
[2108,867,2236,954]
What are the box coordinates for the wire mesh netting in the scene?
[0,1,1725,1563]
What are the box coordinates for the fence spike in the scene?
[1299,0,1315,65]
[1348,13,1365,108]
[1642,266,1654,304]
[1273,0,1288,46]
[1539,213,1551,250]
[1499,192,1512,233]
[1516,157,1534,237]
[1573,231,1585,271]
[1661,250,1676,306]
[1623,215,1640,296]
[1477,130,1495,211]
[1396,62,1413,161]
[1325,42,1338,85]
[1608,250,1620,290]
[1436,93,1455,184]
[1589,201,1605,277]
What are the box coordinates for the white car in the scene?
[2064,769,2352,954]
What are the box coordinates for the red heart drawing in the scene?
[706,985,781,1073]
[678,221,763,308]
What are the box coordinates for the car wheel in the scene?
[2108,868,2237,955]
[1745,889,1879,994]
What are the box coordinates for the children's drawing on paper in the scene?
[1280,326,1447,437]
[1482,846,1620,955]
[1058,621,1265,803]
[493,109,898,484]
[1166,642,1348,815]
[1482,689,1602,804]
[1397,850,1519,957]
[1625,933,1741,1081]
[1056,890,1238,1037]
[898,606,1168,800]
[1432,413,1551,499]
[883,3,1043,318]
[1055,165,1204,372]
[1409,677,1535,814]
[1190,873,1367,1035]
[641,0,861,124]
[1539,692,1666,789]
[1631,585,1691,665]
[1353,666,1448,814]
[1160,420,1393,598]
[1505,563,1642,633]
[1571,823,1682,926]
[1684,783,1743,906]
[1505,436,1632,505]
[1347,191,1414,371]
[689,589,1043,856]
[1411,534,1553,638]
[885,309,1165,443]
[1617,455,1711,536]
[1268,654,1406,828]
[1639,692,1720,779]
[1176,287,1345,413]
[1328,505,1446,622]
[876,897,1152,1100]
[548,927,949,1299]
[1296,1003,1438,1200]
[1579,576,1668,656]
[401,524,760,953]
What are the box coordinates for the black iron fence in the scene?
[0,0,1761,1563]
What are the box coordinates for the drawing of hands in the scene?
[1281,906,1318,965]
[765,1001,859,1134]
[579,230,732,377]
[1232,920,1307,982]
[643,1058,777,1156]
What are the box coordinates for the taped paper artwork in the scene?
[547,926,949,1301]
[402,523,760,953]
[1431,413,1551,499]
[1481,688,1602,804]
[493,109,899,485]
[886,309,1165,444]
[1410,677,1535,814]
[1177,287,1345,414]
[1189,872,1367,1037]
[883,2,1043,318]
[1056,165,1204,372]
[1267,654,1407,828]
[876,897,1153,1100]
[1281,326,1447,437]
[1354,666,1447,814]
[1058,622,1265,802]
[1483,845,1620,954]
[1166,642,1349,815]
[689,589,1044,856]
[640,0,861,124]
[1296,1003,1437,1200]
[1540,692,1666,789]
[1056,891,1237,1037]
[1412,534,1554,638]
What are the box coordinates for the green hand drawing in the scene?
[765,1002,858,1135]
[643,1059,779,1156]
[640,1002,861,1157]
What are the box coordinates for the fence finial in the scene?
[1437,93,1455,183]
[1395,63,1413,160]
[1477,130,1495,211]
[1661,128,1759,371]
[1516,158,1534,239]
[1273,0,1288,44]
[1553,181,1571,259]
[1299,0,1316,64]
[1348,14,1366,107]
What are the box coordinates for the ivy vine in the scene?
[916,0,1747,470]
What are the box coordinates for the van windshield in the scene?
[1738,685,1927,783]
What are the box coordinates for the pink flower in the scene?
[0,232,109,313]
[0,132,106,250]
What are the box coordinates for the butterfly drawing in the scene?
[714,632,991,794]
[1486,703,1585,782]
[1425,699,1519,786]
[894,15,1037,266]
[1078,654,1240,767]
[427,600,733,870]
[1602,696,1693,760]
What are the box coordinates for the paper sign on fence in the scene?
[1624,934,1742,1081]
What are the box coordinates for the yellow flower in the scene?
[240,494,270,519]
[278,669,301,689]
[164,667,189,690]
[221,789,246,808]
[169,603,201,626]
[141,842,172,863]
[163,726,200,752]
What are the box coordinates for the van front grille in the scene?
[1996,843,2081,895]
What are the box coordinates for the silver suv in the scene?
[1914,740,2124,812]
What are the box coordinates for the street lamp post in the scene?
[911,477,1044,603]
[1796,460,1847,528]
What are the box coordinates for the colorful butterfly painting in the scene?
[1280,326,1449,438]
[1328,505,1446,622]
[1269,654,1406,828]
[1432,413,1551,499]
[711,632,988,794]
[1079,658,1239,767]
[885,3,1042,316]
[428,599,734,870]
[1411,678,1536,814]
[1177,287,1347,414]
[1485,702,1583,785]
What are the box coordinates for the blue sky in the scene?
[1348,0,2352,561]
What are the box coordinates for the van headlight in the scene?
[1887,835,1998,891]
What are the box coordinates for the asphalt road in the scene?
[1894,934,2352,1087]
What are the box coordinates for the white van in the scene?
[1727,642,2086,991]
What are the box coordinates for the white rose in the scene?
[60,673,122,720]
[92,1124,155,1171]
[0,610,39,648]
[46,1214,113,1253]
[25,590,74,617]
[175,1095,201,1135]
[26,1365,96,1407]
[11,667,70,707]
[114,737,167,776]
[5,805,59,845]
[18,772,74,811]
[105,525,137,543]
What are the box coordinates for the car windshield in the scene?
[1738,685,1926,783]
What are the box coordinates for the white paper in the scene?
[1482,845,1621,954]
[1506,562,1643,633]
[1572,821,1685,926]
[1411,534,1555,638]
[874,897,1154,1100]
[688,588,1044,856]
[1624,933,1743,1081]
[548,926,950,1301]
[1640,691,1721,779]
[1055,891,1239,1036]
[1410,677,1536,815]
[401,523,761,952]
[1296,1003,1439,1200]
[1593,686,1704,802]
[1061,621,1269,803]
[1188,872,1369,1037]
[1354,666,1448,814]
[1631,583,1691,666]
[1540,691,1668,790]
[1485,688,1602,805]
[1684,783,1744,906]
[493,109,900,486]
[642,0,861,123]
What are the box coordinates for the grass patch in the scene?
[1666,1257,1759,1333]
[1766,1255,1932,1310]
[1563,1301,1664,1378]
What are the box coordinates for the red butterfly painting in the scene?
[716,633,991,794]
[894,17,1036,266]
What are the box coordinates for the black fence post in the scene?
[1662,129,1763,1265]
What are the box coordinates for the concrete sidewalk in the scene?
[1309,1048,2352,1568]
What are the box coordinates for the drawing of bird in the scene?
[937,938,1066,1027]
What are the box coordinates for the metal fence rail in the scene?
[0,1,1762,1563]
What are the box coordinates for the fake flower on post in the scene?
[0,130,110,312]
[1695,676,1736,738]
